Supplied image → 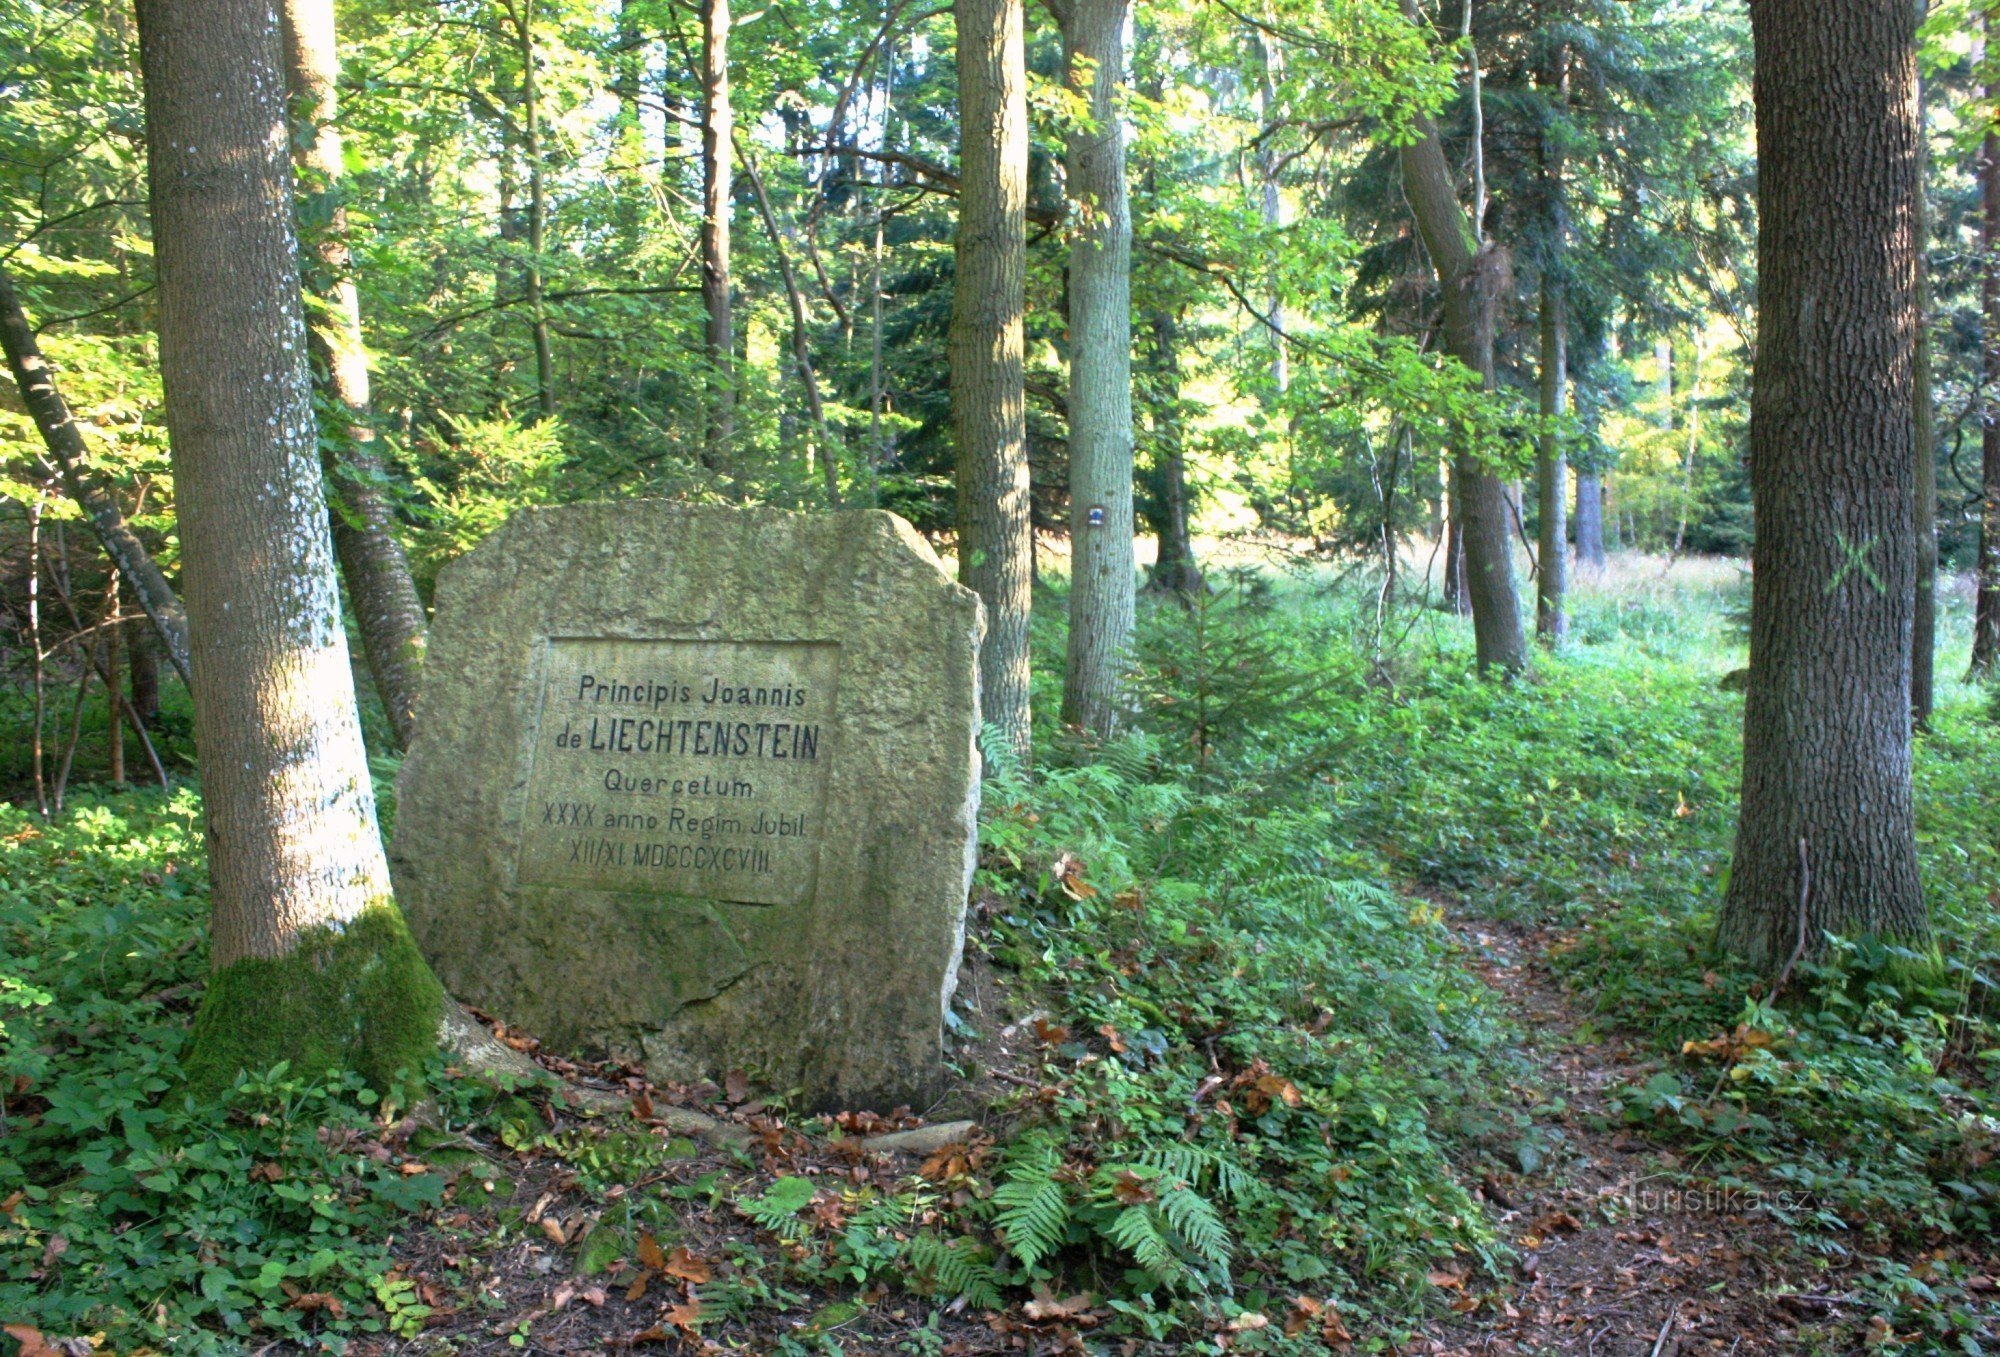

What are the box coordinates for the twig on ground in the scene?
[1649,1299,1683,1357]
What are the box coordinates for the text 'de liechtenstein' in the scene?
[515,637,839,905]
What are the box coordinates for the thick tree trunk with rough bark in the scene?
[1718,0,1927,968]
[1972,117,2000,679]
[281,0,428,750]
[700,0,735,469]
[1911,35,1936,722]
[1573,472,1605,569]
[1397,103,1526,671]
[1053,0,1135,734]
[1537,276,1568,643]
[136,0,441,1091]
[0,264,193,685]
[951,0,1032,762]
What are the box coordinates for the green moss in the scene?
[185,901,445,1098]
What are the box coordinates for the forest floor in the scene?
[1417,904,1825,1357]
[7,557,1997,1355]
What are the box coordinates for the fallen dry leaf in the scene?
[662,1246,711,1284]
[1110,1170,1156,1205]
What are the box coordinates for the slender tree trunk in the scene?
[136,0,441,1091]
[1537,275,1568,643]
[1256,30,1287,394]
[1143,309,1202,595]
[27,492,47,816]
[1912,13,1937,722]
[700,0,735,468]
[106,572,126,783]
[1671,332,1705,558]
[1054,0,1135,734]
[1441,456,1467,612]
[613,0,647,249]
[515,0,556,418]
[130,621,161,725]
[1718,0,1926,968]
[1971,105,2000,678]
[951,0,1033,761]
[739,139,841,503]
[1574,473,1605,568]
[869,30,893,477]
[280,0,428,750]
[0,264,192,684]
[1395,110,1526,667]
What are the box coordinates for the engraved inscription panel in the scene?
[517,638,839,904]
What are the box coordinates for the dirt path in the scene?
[1415,913,1843,1357]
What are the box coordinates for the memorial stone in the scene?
[391,504,982,1110]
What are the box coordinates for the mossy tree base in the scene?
[185,902,444,1098]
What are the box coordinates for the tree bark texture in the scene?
[1718,0,1927,968]
[1056,0,1136,734]
[1397,104,1527,671]
[951,0,1033,762]
[1537,275,1568,643]
[1142,309,1202,594]
[518,0,556,417]
[1911,28,1936,722]
[281,0,429,750]
[0,263,193,685]
[700,0,735,468]
[136,0,396,965]
[1573,472,1605,568]
[1971,113,2000,679]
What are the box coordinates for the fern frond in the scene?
[1107,1204,1186,1284]
[907,1232,1004,1311]
[992,1151,1073,1269]
[1158,1183,1231,1271]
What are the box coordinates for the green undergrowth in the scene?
[0,791,513,1350]
[1263,570,2000,1349]
[4,566,1997,1351]
[953,736,1513,1335]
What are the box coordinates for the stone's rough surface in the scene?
[392,504,982,1111]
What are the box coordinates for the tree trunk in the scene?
[1670,332,1705,558]
[1055,0,1135,735]
[1395,99,1526,670]
[280,0,429,751]
[1574,472,1605,569]
[1441,457,1467,612]
[135,0,441,1092]
[739,138,841,503]
[1143,309,1202,595]
[0,263,193,685]
[106,576,126,784]
[700,0,735,469]
[1256,30,1287,394]
[1971,110,2000,679]
[516,0,556,418]
[129,621,161,725]
[1911,16,1936,722]
[1717,0,1926,969]
[1537,275,1568,643]
[951,0,1033,762]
